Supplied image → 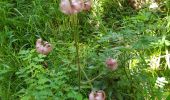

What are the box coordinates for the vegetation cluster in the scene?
[0,0,170,99]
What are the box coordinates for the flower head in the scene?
[149,2,158,10]
[83,0,92,11]
[60,0,83,15]
[155,77,168,88]
[105,58,118,71]
[36,39,53,55]
[89,90,106,100]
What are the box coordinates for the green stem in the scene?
[81,67,93,88]
[71,14,81,92]
[81,72,104,84]
[76,32,81,92]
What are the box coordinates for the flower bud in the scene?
[89,91,95,100]
[105,58,118,71]
[36,38,42,48]
[60,0,83,15]
[95,90,106,100]
[35,39,53,55]
[71,0,84,13]
[36,45,44,54]
[89,90,106,100]
[43,43,52,55]
[60,0,74,14]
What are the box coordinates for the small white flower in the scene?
[155,77,168,88]
[149,56,160,69]
[149,2,158,10]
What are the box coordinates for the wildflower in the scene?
[89,91,95,100]
[36,39,52,55]
[105,58,118,71]
[83,0,92,11]
[149,56,160,69]
[72,0,84,13]
[89,90,106,100]
[155,77,168,88]
[60,0,83,15]
[149,2,158,10]
[60,0,73,14]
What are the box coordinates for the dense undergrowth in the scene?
[0,0,170,100]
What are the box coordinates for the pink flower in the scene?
[36,38,43,48]
[43,43,52,55]
[89,91,95,100]
[105,58,118,71]
[89,90,106,100]
[83,0,92,11]
[60,0,83,15]
[71,0,84,13]
[60,0,73,14]
[36,39,53,55]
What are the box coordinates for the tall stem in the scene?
[71,14,81,92]
[75,28,81,92]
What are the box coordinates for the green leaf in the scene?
[38,78,50,84]
[166,94,170,100]
[76,94,83,100]
[165,40,170,46]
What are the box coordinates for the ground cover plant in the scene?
[0,0,170,100]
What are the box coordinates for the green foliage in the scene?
[16,49,83,99]
[0,0,170,100]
